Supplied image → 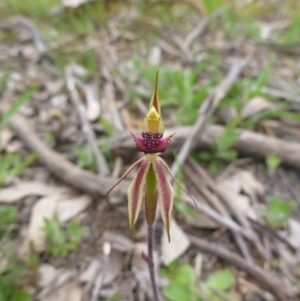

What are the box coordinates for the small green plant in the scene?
[0,205,18,237]
[162,264,200,301]
[0,88,36,127]
[161,262,236,301]
[42,217,86,258]
[99,117,114,137]
[0,259,32,301]
[0,88,39,186]
[266,154,282,176]
[262,196,295,229]
[203,269,235,292]
[196,121,240,174]
[200,0,227,14]
[0,152,39,186]
[0,205,35,301]
[74,145,97,172]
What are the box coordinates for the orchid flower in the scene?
[106,72,182,242]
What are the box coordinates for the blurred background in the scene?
[1,0,300,301]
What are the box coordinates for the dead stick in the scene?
[188,234,297,301]
[181,196,254,240]
[184,8,223,49]
[187,158,265,259]
[184,164,254,263]
[65,64,110,176]
[8,114,128,196]
[170,57,250,178]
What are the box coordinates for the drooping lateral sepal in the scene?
[128,160,150,237]
[158,157,199,211]
[152,160,174,242]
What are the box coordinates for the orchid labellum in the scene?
[106,72,179,242]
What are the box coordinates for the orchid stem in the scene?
[145,224,160,301]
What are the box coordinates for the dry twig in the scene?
[65,64,110,176]
[183,164,255,263]
[188,234,297,301]
[0,16,46,54]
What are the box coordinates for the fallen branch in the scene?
[110,124,300,170]
[8,114,128,197]
[188,234,297,301]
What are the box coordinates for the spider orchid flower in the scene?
[106,72,180,242]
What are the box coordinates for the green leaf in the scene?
[11,290,31,301]
[196,151,212,162]
[0,206,18,225]
[163,284,192,301]
[200,0,226,14]
[74,145,97,172]
[215,123,240,151]
[266,154,281,175]
[67,220,86,244]
[262,196,294,229]
[99,117,114,136]
[160,260,178,278]
[10,152,39,177]
[205,269,235,291]
[172,265,194,285]
[216,149,238,162]
[42,217,86,258]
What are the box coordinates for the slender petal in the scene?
[128,160,150,236]
[145,163,157,226]
[152,160,174,242]
[105,157,145,200]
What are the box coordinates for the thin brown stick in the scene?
[187,158,265,259]
[183,8,223,49]
[184,164,254,263]
[181,196,253,240]
[8,114,128,196]
[188,234,297,301]
[8,16,46,54]
[65,64,110,176]
[262,86,300,104]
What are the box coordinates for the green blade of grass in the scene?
[1,87,37,126]
[10,152,39,178]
